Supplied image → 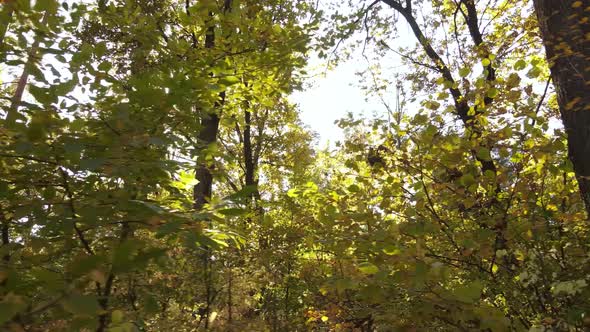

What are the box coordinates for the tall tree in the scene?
[0,1,14,60]
[533,0,590,217]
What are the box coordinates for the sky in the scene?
[289,56,376,148]
[289,55,412,149]
[289,2,416,148]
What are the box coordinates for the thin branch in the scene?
[531,77,552,128]
[0,153,58,165]
[379,40,441,72]
[185,0,198,48]
[58,167,95,256]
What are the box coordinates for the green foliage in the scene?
[1,0,589,331]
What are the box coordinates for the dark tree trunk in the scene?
[1,217,9,263]
[243,109,255,189]
[243,107,262,213]
[0,1,14,59]
[534,0,590,216]
[193,108,222,210]
[192,2,233,328]
[193,0,232,210]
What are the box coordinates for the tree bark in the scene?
[533,0,590,216]
[244,109,254,189]
[193,107,222,210]
[6,12,48,125]
[0,0,15,60]
[193,0,232,210]
[1,214,9,263]
[192,2,232,328]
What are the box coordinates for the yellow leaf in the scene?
[321,316,329,322]
[572,1,582,8]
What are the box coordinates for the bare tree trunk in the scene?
[533,0,590,217]
[243,109,254,189]
[192,1,233,328]
[6,12,48,125]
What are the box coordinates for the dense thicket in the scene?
[0,0,589,331]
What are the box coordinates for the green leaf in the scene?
[63,294,102,316]
[98,61,112,72]
[425,100,440,110]
[0,295,27,325]
[94,42,108,57]
[347,184,360,192]
[527,66,542,78]
[218,76,240,86]
[358,262,379,274]
[142,294,160,314]
[68,254,103,276]
[476,147,492,161]
[131,200,167,215]
[481,58,491,66]
[112,240,141,272]
[34,0,58,13]
[111,310,124,324]
[513,59,526,70]
[486,87,499,98]
[459,173,476,186]
[29,85,56,105]
[459,67,470,77]
[454,280,483,303]
[383,245,400,255]
[218,208,246,216]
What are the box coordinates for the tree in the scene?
[304,0,590,330]
[1,0,589,331]
[533,0,590,217]
[1,0,316,330]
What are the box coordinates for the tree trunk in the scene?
[1,214,9,263]
[6,12,48,125]
[193,0,232,210]
[192,2,233,328]
[193,108,222,210]
[0,0,15,59]
[534,0,590,217]
[243,109,254,189]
